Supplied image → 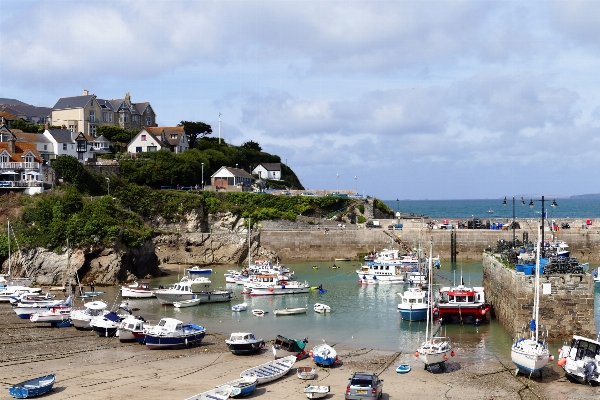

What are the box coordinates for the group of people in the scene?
[66,281,95,297]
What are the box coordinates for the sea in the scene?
[92,261,599,364]
[382,198,600,219]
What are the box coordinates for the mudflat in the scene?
[0,305,597,400]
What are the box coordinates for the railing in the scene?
[0,162,40,169]
[0,180,43,188]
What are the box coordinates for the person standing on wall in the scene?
[90,281,95,293]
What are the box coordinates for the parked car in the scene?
[365,221,381,229]
[387,223,403,230]
[345,372,383,399]
[300,192,317,197]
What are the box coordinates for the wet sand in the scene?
[0,303,598,400]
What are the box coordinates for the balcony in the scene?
[0,162,41,170]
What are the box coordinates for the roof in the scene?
[0,141,42,162]
[1,104,52,118]
[0,98,28,106]
[53,95,93,110]
[45,129,92,143]
[0,111,21,121]
[13,131,51,144]
[226,167,255,179]
[256,163,281,171]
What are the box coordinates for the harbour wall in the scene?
[258,227,600,262]
[482,253,596,341]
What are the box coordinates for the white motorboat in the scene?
[239,355,296,384]
[273,307,307,316]
[416,237,454,371]
[303,385,330,399]
[0,286,42,302]
[231,302,247,312]
[13,295,71,319]
[153,277,233,305]
[187,266,212,275]
[225,332,265,355]
[249,280,310,296]
[117,314,148,343]
[511,226,551,378]
[30,305,71,324]
[70,300,108,330]
[173,298,201,308]
[91,311,124,337]
[313,303,331,313]
[557,335,600,384]
[121,281,155,298]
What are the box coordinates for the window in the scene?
[147,146,157,152]
[0,155,7,162]
[145,116,151,126]
[136,147,142,153]
[141,135,147,141]
[89,110,96,122]
[171,134,178,139]
[102,112,108,122]
[90,99,94,107]
[69,125,75,132]
[43,145,47,150]
[132,115,138,123]
[62,143,67,151]
[109,113,113,122]
[178,146,182,153]
[90,125,97,136]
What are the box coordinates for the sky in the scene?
[1,0,600,200]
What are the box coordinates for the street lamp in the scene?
[105,177,110,195]
[502,196,517,246]
[528,196,558,254]
[201,163,204,190]
[336,174,339,194]
[355,176,357,195]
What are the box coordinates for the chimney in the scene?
[83,90,89,95]
[8,135,16,154]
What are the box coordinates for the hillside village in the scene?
[0,90,304,194]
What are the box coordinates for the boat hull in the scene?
[249,286,309,296]
[239,355,296,384]
[511,343,550,375]
[438,304,491,324]
[8,374,55,399]
[93,325,118,337]
[226,341,265,355]
[398,307,427,321]
[121,288,155,298]
[311,344,338,366]
[145,331,206,349]
[155,290,232,305]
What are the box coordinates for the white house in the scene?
[252,163,281,180]
[211,166,256,190]
[43,128,95,161]
[127,126,188,154]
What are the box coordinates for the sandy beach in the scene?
[0,301,599,400]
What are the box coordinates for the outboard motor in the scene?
[584,361,597,383]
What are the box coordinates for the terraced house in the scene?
[51,90,156,136]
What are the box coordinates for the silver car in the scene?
[345,372,383,399]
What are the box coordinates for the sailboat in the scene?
[0,220,38,301]
[510,226,550,378]
[415,237,454,371]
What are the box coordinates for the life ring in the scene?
[269,287,274,292]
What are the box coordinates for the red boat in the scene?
[437,284,491,325]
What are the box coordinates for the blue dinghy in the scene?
[396,364,411,373]
[8,374,56,399]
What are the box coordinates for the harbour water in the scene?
[87,260,598,361]
[384,198,600,219]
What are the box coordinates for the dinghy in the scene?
[183,385,233,400]
[8,374,56,399]
[297,366,316,380]
[396,364,411,373]
[303,385,330,399]
[239,355,296,384]
[231,302,247,312]
[311,343,338,366]
[273,307,307,316]
[313,303,331,313]
[173,297,201,308]
[252,309,266,317]
[216,375,258,398]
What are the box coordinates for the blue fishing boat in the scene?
[187,266,212,275]
[145,317,206,349]
[396,364,411,373]
[311,343,338,366]
[8,374,56,399]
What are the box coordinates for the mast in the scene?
[7,219,11,278]
[534,226,541,342]
[425,236,433,340]
[248,218,251,269]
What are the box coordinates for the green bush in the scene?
[357,215,367,223]
[358,204,365,214]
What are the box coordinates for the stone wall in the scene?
[482,253,595,341]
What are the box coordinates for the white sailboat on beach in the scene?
[415,237,453,371]
[510,226,551,378]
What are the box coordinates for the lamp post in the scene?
[528,196,558,255]
[106,177,110,195]
[502,196,517,246]
[201,163,204,190]
[336,174,339,194]
[355,176,357,195]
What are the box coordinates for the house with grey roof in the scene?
[43,128,95,161]
[51,90,156,136]
[252,162,282,180]
[0,104,52,125]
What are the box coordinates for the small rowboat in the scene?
[313,303,331,314]
[273,307,307,316]
[216,375,258,398]
[396,364,411,373]
[240,355,296,384]
[8,374,56,399]
[303,385,330,399]
[183,385,233,400]
[252,309,267,317]
[297,366,316,380]
[173,298,201,308]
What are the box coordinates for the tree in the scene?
[97,126,137,143]
[179,121,212,149]
[241,140,262,152]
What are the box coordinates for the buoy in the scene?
[414,351,419,357]
[269,287,274,292]
[557,358,566,367]
[443,355,448,360]
[450,351,455,357]
[549,355,554,361]
[557,348,562,353]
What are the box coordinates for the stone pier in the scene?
[482,252,596,341]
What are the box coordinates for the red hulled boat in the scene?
[437,283,491,325]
